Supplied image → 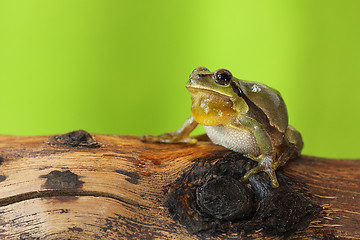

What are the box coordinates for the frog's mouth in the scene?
[186,86,234,105]
[186,84,234,99]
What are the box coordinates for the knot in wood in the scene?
[47,130,99,148]
[165,151,321,237]
[196,175,254,220]
[40,170,84,189]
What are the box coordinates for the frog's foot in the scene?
[140,132,197,144]
[241,154,279,188]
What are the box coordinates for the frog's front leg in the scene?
[237,115,280,188]
[141,116,198,144]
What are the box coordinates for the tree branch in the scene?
[0,131,358,239]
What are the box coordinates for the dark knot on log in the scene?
[47,130,100,148]
[196,175,254,221]
[166,151,321,237]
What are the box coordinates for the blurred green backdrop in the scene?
[0,0,359,159]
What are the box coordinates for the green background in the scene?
[0,0,359,159]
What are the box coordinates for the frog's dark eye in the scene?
[213,69,232,86]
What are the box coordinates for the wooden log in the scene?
[0,131,358,239]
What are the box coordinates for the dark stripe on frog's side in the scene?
[230,81,269,126]
[230,81,251,104]
[230,81,284,148]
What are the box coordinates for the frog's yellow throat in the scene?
[189,89,237,126]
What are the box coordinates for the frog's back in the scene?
[237,79,288,132]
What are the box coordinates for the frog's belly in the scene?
[203,125,261,156]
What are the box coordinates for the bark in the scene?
[0,131,358,239]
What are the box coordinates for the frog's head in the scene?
[186,67,237,98]
[186,67,249,125]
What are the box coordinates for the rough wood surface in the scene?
[0,133,359,239]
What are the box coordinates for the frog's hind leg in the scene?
[275,145,299,168]
[276,125,303,167]
[243,127,303,187]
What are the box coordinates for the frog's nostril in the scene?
[188,75,195,82]
[192,66,210,73]
[189,73,200,81]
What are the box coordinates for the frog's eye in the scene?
[214,69,232,86]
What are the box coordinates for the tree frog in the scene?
[141,67,303,188]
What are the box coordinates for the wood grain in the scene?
[0,133,358,239]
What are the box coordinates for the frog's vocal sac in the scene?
[141,67,303,188]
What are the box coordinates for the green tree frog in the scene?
[142,67,303,188]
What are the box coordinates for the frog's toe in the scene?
[182,137,198,144]
[241,165,261,183]
[140,133,197,144]
[241,156,279,188]
[140,134,156,142]
[265,168,279,188]
[243,153,262,162]
[140,133,173,143]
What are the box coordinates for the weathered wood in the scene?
[0,132,358,239]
